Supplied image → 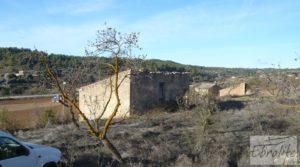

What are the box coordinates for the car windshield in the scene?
[0,137,24,160]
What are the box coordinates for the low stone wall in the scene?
[219,83,247,97]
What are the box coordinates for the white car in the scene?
[0,131,61,167]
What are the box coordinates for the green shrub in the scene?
[10,86,25,95]
[27,87,47,95]
[39,108,55,127]
[0,87,10,96]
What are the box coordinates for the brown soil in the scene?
[0,97,63,129]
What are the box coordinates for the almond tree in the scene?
[45,26,141,164]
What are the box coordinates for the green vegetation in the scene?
[0,47,258,96]
[39,108,55,127]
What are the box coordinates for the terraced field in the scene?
[0,97,62,129]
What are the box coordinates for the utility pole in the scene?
[61,81,66,122]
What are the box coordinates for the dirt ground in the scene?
[12,97,300,167]
[0,97,63,129]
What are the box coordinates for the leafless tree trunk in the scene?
[44,26,142,164]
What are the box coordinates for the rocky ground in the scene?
[14,97,300,167]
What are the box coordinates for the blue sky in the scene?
[0,0,300,68]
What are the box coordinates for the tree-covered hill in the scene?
[0,47,257,96]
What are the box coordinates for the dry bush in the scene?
[184,87,218,110]
[0,109,19,133]
[192,95,218,152]
[36,107,74,128]
[258,69,300,101]
[173,154,193,167]
[247,91,296,133]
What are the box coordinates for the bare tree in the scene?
[258,69,298,100]
[45,26,141,164]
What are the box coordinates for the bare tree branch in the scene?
[100,55,121,139]
[118,74,129,88]
[46,64,99,137]
[96,76,113,131]
[45,25,143,164]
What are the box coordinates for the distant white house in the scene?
[15,70,24,77]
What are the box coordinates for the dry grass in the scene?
[11,95,300,167]
[0,97,72,129]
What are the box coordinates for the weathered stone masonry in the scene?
[79,70,190,120]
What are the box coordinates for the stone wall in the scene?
[79,70,190,119]
[208,86,221,97]
[130,72,190,114]
[189,83,220,98]
[79,70,131,120]
[197,86,220,97]
[219,83,247,97]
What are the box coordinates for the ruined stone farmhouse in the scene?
[219,82,251,97]
[79,70,190,120]
[189,82,221,97]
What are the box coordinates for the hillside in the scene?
[0,47,257,96]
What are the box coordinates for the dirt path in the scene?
[0,98,60,111]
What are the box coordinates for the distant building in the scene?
[219,82,252,97]
[78,70,190,120]
[51,95,62,103]
[15,70,24,77]
[32,71,39,77]
[189,82,220,97]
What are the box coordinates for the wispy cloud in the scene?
[122,0,300,67]
[0,23,103,55]
[46,0,114,15]
[1,0,299,67]
[128,0,297,45]
[127,1,256,50]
